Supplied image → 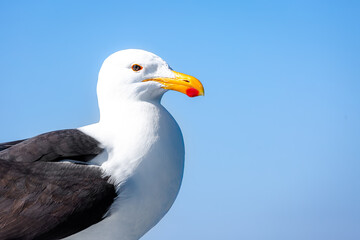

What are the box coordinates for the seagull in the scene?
[0,49,204,240]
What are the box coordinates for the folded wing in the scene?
[0,129,117,240]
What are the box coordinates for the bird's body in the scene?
[72,100,184,240]
[0,49,204,239]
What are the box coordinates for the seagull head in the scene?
[97,49,204,103]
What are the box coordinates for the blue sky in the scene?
[1,1,360,239]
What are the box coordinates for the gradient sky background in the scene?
[1,1,360,239]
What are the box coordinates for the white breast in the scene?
[70,101,185,240]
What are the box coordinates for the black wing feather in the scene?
[0,139,26,151]
[0,129,117,240]
[0,160,117,240]
[0,129,103,163]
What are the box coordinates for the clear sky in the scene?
[1,1,359,239]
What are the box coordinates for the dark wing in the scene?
[0,129,117,240]
[0,129,103,163]
[0,160,117,240]
[0,139,26,151]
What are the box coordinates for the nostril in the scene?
[183,80,190,83]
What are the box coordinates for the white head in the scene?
[97,49,204,108]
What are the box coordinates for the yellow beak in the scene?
[142,70,204,97]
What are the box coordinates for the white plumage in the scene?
[67,49,203,239]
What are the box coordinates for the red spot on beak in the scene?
[186,88,199,97]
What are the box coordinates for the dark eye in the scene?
[131,64,143,72]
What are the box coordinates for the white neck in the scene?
[75,99,184,240]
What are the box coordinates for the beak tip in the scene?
[185,88,205,97]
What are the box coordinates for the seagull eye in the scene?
[131,64,143,72]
